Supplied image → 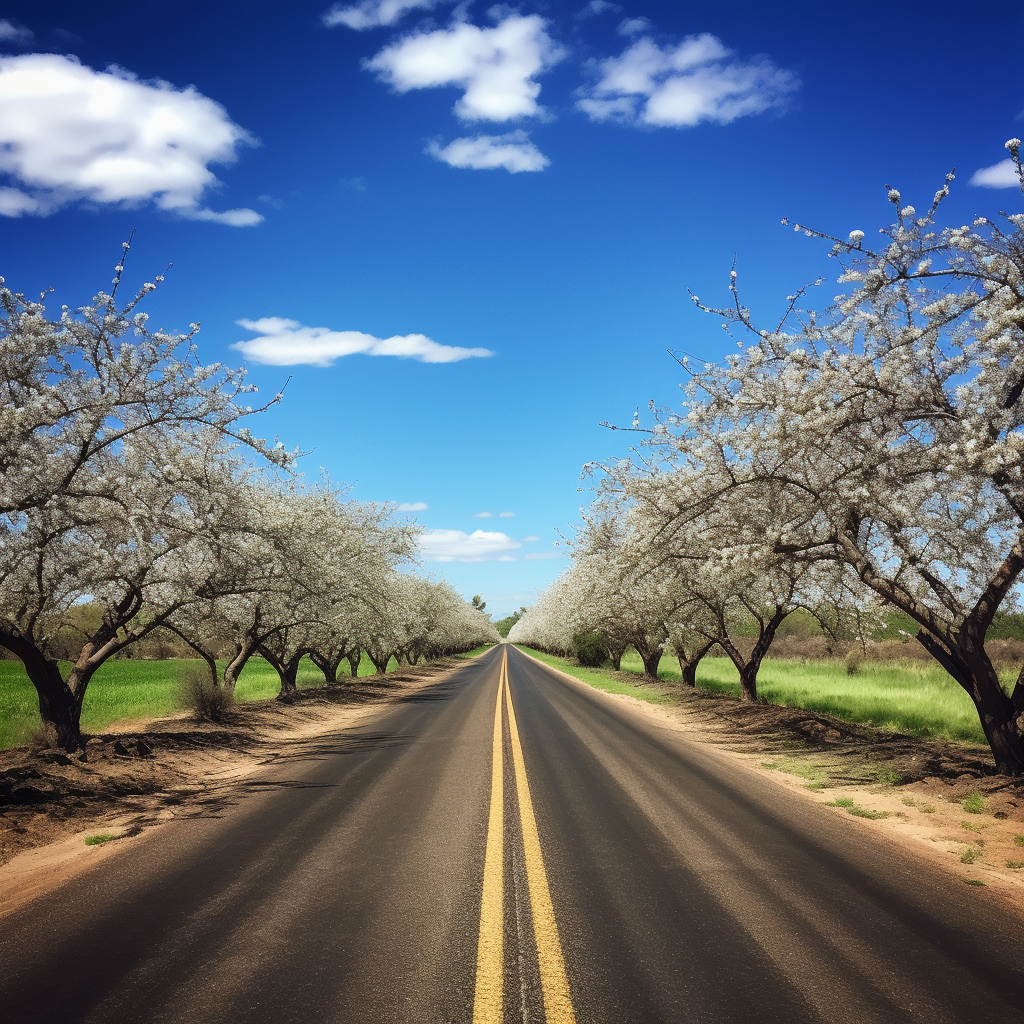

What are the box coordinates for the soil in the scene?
[0,659,469,918]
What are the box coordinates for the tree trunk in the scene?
[223,645,256,693]
[1,637,86,751]
[310,652,341,684]
[639,648,662,680]
[677,656,697,687]
[35,659,85,751]
[918,633,1024,776]
[608,645,624,671]
[738,662,759,702]
[369,652,390,675]
[347,649,362,679]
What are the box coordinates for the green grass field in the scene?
[520,646,998,746]
[0,653,395,750]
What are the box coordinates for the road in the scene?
[1,644,1022,1023]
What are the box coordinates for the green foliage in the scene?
[84,834,115,846]
[960,849,980,864]
[1006,860,1024,869]
[1015,834,1024,846]
[572,630,609,667]
[495,607,527,638]
[471,595,487,616]
[986,611,1024,640]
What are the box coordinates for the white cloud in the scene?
[473,511,493,518]
[0,19,33,45]
[0,186,40,216]
[231,317,493,366]
[577,33,797,128]
[323,0,443,29]
[525,551,561,560]
[0,53,260,224]
[498,555,515,562]
[427,130,549,172]
[396,501,428,511]
[523,535,540,542]
[366,14,564,121]
[971,159,1020,188]
[617,17,652,35]
[578,1,620,17]
[498,511,515,517]
[419,528,521,562]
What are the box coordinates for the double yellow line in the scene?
[473,647,576,1024]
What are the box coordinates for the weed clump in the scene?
[84,834,115,846]
[175,664,233,722]
[960,848,980,864]
[1014,835,1024,847]
[843,650,863,675]
[962,791,986,814]
[1006,860,1024,869]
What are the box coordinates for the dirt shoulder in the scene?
[0,658,473,918]
[519,650,1024,911]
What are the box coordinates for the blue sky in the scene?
[1,0,1021,617]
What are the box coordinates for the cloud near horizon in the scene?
[0,53,261,224]
[419,528,521,562]
[577,32,797,128]
[427,131,549,173]
[232,318,493,366]
[367,14,563,122]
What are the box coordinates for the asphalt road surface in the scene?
[1,644,1022,1023]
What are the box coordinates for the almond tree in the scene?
[0,246,289,519]
[655,144,1024,772]
[0,433,261,748]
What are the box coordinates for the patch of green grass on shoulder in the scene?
[455,644,496,659]
[514,647,669,704]
[84,834,116,846]
[825,795,889,819]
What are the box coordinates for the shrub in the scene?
[175,664,233,722]
[844,649,863,675]
[571,631,608,668]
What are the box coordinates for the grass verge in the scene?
[616,650,996,746]
[515,647,669,704]
[0,653,398,750]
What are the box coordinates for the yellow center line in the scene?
[504,648,577,1024]
[472,652,505,1024]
